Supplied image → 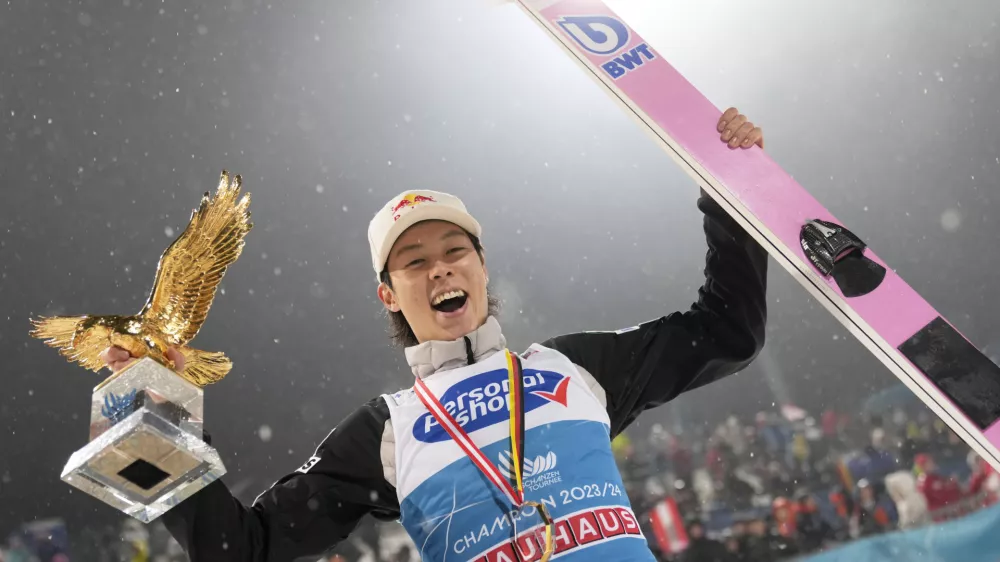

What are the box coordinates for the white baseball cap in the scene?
[368,190,482,281]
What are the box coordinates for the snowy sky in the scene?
[2,0,999,538]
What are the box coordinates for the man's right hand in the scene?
[99,346,186,373]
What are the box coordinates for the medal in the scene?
[414,350,554,561]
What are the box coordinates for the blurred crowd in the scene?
[616,402,1000,561]
[3,396,998,562]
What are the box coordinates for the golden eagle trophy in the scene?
[29,170,252,523]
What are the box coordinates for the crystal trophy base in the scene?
[60,357,226,523]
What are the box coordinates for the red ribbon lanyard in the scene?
[413,349,527,507]
[414,349,554,561]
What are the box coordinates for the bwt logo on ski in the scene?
[555,15,657,80]
[413,369,571,443]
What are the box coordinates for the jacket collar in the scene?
[404,316,506,379]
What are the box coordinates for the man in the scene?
[101,108,767,561]
[794,493,832,553]
[914,453,963,521]
[680,520,732,562]
[741,517,793,562]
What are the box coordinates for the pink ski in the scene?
[515,0,1000,470]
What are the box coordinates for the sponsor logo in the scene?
[389,388,413,404]
[101,388,138,423]
[296,455,321,474]
[470,505,644,562]
[413,368,571,443]
[555,14,657,80]
[499,450,556,479]
[556,15,629,56]
[498,451,562,491]
[584,325,640,336]
[444,482,629,556]
[389,193,436,222]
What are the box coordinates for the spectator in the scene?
[885,470,930,529]
[851,479,894,538]
[771,497,797,539]
[915,454,963,520]
[680,520,731,562]
[742,517,797,562]
[791,432,811,473]
[3,538,34,562]
[966,452,999,505]
[723,535,744,562]
[794,494,831,553]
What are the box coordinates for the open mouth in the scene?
[431,289,468,314]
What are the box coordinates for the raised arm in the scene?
[542,191,768,437]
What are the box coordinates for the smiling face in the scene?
[377,220,489,344]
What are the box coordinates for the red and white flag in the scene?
[648,497,689,555]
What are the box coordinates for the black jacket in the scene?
[162,193,769,561]
[680,537,735,562]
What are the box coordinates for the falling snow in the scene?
[941,208,962,232]
[258,425,273,442]
[6,4,1000,556]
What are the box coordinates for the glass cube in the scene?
[61,357,226,523]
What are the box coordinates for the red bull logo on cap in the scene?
[390,193,437,222]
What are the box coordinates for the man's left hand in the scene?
[717,107,764,149]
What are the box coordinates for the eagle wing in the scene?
[29,315,114,373]
[140,171,252,346]
[178,346,233,387]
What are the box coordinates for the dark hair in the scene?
[379,232,501,347]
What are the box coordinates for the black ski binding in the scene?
[800,219,886,298]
